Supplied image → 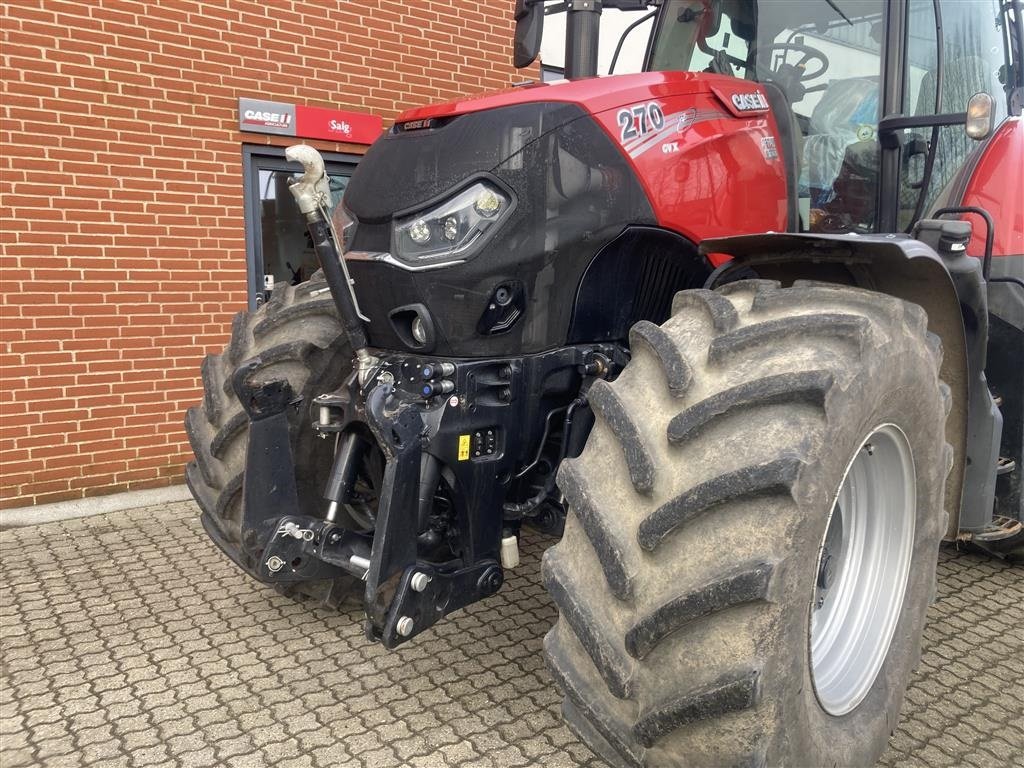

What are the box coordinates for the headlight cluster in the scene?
[393,181,512,266]
[335,179,512,270]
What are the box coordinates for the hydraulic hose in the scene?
[502,395,588,518]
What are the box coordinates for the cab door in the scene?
[879,0,1015,232]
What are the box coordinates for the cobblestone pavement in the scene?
[1,500,1021,768]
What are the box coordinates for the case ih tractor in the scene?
[187,1,1023,765]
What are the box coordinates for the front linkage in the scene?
[216,146,617,648]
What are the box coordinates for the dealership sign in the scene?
[294,104,383,144]
[238,98,382,145]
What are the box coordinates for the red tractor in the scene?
[186,1,1023,765]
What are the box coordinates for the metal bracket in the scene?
[256,516,372,583]
[232,359,303,554]
[257,516,344,583]
[362,384,428,635]
[377,560,503,649]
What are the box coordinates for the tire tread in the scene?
[546,280,951,765]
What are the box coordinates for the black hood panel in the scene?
[343,102,661,357]
[345,102,585,224]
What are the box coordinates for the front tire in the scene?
[544,280,952,767]
[185,274,351,587]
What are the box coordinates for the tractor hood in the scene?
[340,79,661,358]
[344,72,713,225]
[397,71,708,121]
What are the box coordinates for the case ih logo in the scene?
[243,109,293,129]
[239,98,296,136]
[400,118,433,131]
[731,92,769,111]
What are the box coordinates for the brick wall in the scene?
[0,0,536,508]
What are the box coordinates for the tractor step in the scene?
[973,515,1024,543]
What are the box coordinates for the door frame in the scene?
[242,144,361,309]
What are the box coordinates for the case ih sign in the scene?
[239,98,383,145]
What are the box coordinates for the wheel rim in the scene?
[809,424,916,716]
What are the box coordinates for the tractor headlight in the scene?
[393,180,512,266]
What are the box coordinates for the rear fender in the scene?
[701,232,969,539]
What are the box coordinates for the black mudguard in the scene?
[699,230,997,538]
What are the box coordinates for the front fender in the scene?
[699,232,969,539]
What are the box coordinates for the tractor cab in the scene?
[648,0,1015,233]
[510,3,1023,543]
[521,0,1021,236]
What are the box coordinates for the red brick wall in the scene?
[0,0,536,508]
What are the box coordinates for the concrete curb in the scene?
[0,485,194,530]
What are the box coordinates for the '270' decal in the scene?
[617,101,664,142]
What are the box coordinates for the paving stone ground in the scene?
[0,500,1021,768]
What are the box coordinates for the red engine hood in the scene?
[397,72,713,122]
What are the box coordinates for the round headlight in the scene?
[409,219,430,244]
[442,216,459,241]
[474,189,501,217]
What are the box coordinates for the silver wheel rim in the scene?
[809,424,916,716]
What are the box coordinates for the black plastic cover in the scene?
[343,103,659,357]
[569,227,712,343]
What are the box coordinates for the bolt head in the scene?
[396,616,414,637]
[410,572,431,592]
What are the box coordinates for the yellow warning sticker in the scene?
[458,434,471,461]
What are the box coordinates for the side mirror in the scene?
[965,92,995,141]
[514,0,544,69]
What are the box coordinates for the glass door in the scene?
[243,146,359,308]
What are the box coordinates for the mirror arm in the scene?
[609,10,656,73]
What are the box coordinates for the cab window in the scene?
[647,0,885,233]
[905,0,1011,223]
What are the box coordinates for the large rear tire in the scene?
[185,274,351,587]
[544,280,952,767]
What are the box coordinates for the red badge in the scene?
[295,105,383,145]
